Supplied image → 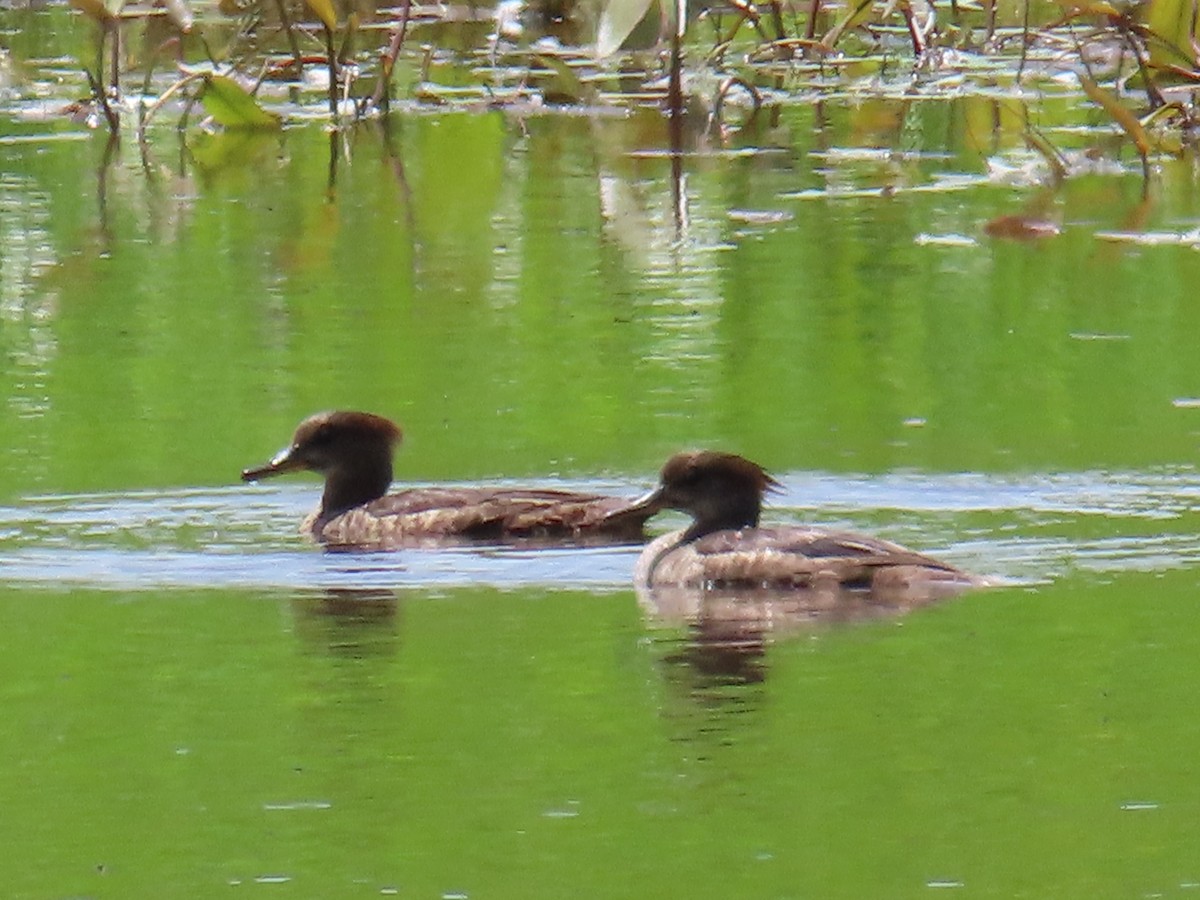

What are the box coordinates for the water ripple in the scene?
[0,469,1193,591]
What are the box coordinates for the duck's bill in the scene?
[241,446,302,482]
[602,487,666,523]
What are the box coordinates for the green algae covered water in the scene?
[4,574,1200,897]
[4,53,1200,897]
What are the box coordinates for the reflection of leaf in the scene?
[70,0,121,23]
[162,0,195,32]
[596,0,656,57]
[984,214,1060,240]
[1078,72,1149,158]
[188,129,280,175]
[200,75,281,129]
[305,0,338,31]
[535,54,589,104]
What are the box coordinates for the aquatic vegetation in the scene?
[35,0,1199,132]
[3,0,1199,209]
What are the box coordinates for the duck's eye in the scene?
[307,425,335,446]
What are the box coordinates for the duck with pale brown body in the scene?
[618,450,985,595]
[242,411,655,548]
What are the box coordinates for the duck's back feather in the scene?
[638,525,981,591]
[308,487,653,548]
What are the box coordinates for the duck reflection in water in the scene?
[290,589,401,659]
[242,411,657,549]
[660,605,770,686]
[613,450,987,638]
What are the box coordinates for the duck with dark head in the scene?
[242,410,656,549]
[616,450,985,597]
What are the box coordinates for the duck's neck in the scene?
[681,493,761,541]
[319,453,393,520]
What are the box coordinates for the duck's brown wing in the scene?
[360,488,654,540]
[487,491,656,539]
[692,526,960,566]
[687,526,977,589]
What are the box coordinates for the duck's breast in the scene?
[635,529,693,586]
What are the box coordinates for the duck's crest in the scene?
[294,410,403,448]
[662,450,781,498]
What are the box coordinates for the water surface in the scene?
[4,465,1200,592]
[4,17,1200,896]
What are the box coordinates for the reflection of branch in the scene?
[377,118,418,281]
[85,64,120,133]
[96,133,120,256]
[327,129,339,195]
[379,118,414,227]
[669,112,685,238]
[138,120,154,179]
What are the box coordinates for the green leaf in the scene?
[200,75,281,129]
[822,0,877,48]
[596,0,656,57]
[1051,0,1124,19]
[1140,0,1197,67]
[305,0,338,31]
